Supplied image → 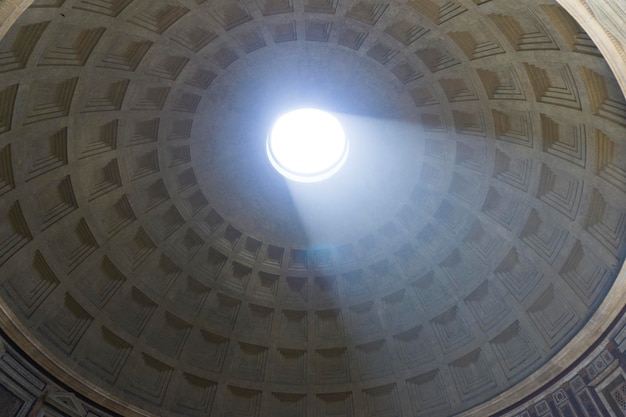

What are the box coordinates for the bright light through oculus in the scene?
[267,108,348,183]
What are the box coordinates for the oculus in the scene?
[267,108,348,183]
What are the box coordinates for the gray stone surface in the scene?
[0,0,624,416]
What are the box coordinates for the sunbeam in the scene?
[281,113,424,246]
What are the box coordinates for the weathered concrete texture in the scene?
[0,0,624,416]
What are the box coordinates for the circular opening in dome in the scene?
[267,108,349,183]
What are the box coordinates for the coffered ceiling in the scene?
[0,0,625,416]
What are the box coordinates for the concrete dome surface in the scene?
[0,0,625,416]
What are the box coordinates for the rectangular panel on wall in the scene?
[600,374,626,417]
[0,380,31,417]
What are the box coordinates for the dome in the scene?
[0,0,625,416]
